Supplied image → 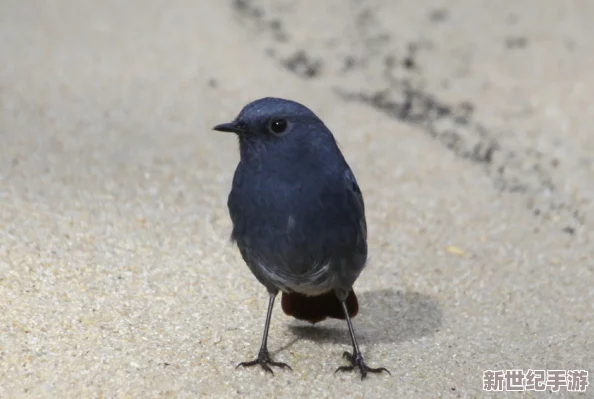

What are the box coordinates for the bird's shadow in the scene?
[275,289,442,353]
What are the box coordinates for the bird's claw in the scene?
[236,350,292,375]
[335,351,390,380]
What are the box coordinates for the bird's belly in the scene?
[257,260,336,296]
[230,185,361,294]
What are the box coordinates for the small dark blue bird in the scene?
[213,97,389,379]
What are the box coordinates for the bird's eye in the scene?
[269,118,288,135]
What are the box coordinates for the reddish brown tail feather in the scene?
[281,290,359,324]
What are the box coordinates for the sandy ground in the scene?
[1,0,593,397]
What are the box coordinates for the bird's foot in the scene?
[236,349,292,375]
[335,351,390,380]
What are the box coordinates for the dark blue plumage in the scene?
[214,97,389,379]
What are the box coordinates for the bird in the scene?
[213,97,389,379]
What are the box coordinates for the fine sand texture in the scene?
[1,1,593,397]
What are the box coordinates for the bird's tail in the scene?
[280,290,359,324]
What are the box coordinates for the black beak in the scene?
[213,122,241,133]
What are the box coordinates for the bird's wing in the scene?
[344,168,367,242]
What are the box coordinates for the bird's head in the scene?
[213,97,333,160]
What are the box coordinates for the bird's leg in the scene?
[335,299,390,379]
[236,291,292,374]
